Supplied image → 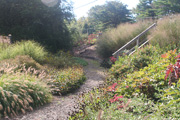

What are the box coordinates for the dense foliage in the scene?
[88,1,132,30]
[0,0,73,52]
[134,0,157,18]
[71,44,180,119]
[0,41,47,64]
[134,0,180,18]
[0,41,87,118]
[109,45,161,79]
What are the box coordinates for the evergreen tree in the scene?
[154,0,180,15]
[134,0,156,18]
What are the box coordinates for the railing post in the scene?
[8,34,12,44]
[116,53,119,61]
[136,37,139,47]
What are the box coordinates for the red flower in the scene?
[126,86,129,88]
[107,83,118,92]
[109,94,123,103]
[110,56,117,63]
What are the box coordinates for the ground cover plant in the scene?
[71,47,180,119]
[47,66,86,95]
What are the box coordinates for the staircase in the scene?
[112,23,156,59]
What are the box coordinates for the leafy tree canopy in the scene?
[0,0,73,52]
[88,1,132,30]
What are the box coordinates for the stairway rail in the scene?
[112,23,156,58]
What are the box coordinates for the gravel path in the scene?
[8,58,106,120]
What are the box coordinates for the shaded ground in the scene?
[7,45,106,120]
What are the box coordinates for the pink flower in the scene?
[126,86,129,88]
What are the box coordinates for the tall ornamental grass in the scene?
[96,20,153,58]
[0,41,47,63]
[0,63,52,118]
[149,14,180,50]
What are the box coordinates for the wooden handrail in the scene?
[128,36,154,56]
[112,23,156,56]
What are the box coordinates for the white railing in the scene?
[112,23,156,58]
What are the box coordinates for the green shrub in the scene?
[111,49,180,100]
[109,45,161,79]
[44,51,74,68]
[45,52,89,68]
[0,41,85,68]
[0,41,47,63]
[149,14,180,50]
[47,66,86,95]
[96,20,153,58]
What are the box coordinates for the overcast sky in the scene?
[71,0,139,19]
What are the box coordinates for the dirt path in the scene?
[9,49,106,120]
[73,44,102,61]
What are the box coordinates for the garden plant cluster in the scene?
[70,45,180,119]
[70,15,180,120]
[0,41,87,118]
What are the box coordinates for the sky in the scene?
[71,0,139,19]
